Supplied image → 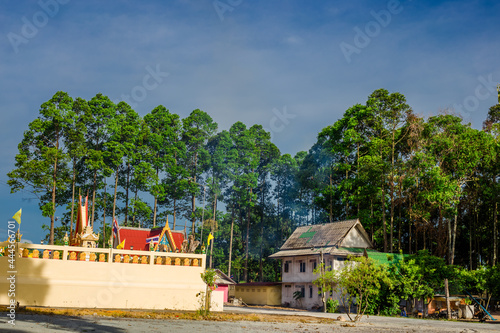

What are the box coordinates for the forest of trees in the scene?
[8,87,500,283]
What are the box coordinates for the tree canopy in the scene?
[7,89,500,289]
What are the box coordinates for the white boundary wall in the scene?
[0,242,210,311]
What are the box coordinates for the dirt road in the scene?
[1,312,499,333]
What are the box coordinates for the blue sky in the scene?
[1,0,499,243]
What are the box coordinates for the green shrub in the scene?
[326,299,339,313]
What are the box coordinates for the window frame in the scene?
[299,260,306,273]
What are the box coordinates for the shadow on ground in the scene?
[1,313,126,333]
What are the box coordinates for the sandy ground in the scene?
[1,307,499,332]
[1,313,499,333]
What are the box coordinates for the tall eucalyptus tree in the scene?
[182,109,217,234]
[8,91,73,244]
[84,94,116,226]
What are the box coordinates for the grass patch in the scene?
[0,306,337,324]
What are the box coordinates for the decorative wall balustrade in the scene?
[10,242,203,267]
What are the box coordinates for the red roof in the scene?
[117,226,185,251]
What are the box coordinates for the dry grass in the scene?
[0,306,337,324]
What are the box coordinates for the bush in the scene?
[326,299,339,313]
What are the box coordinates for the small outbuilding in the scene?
[214,269,236,303]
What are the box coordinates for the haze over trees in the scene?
[8,88,500,283]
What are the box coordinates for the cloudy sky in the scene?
[1,0,499,243]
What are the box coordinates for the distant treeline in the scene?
[8,88,500,282]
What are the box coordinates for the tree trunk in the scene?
[69,159,76,239]
[91,169,97,228]
[259,181,265,282]
[124,162,130,224]
[370,199,374,243]
[469,216,473,269]
[445,278,451,320]
[244,198,251,282]
[153,167,159,228]
[153,196,157,228]
[450,214,457,265]
[172,150,178,230]
[209,193,217,269]
[423,226,426,250]
[190,152,198,236]
[475,210,479,268]
[447,214,452,265]
[50,151,58,245]
[382,181,387,252]
[494,201,498,266]
[112,169,118,229]
[416,223,419,253]
[131,187,138,226]
[389,133,395,253]
[408,197,412,254]
[277,180,281,247]
[357,142,360,216]
[329,171,333,223]
[398,179,402,252]
[345,168,349,218]
[173,198,177,229]
[191,188,196,235]
[103,184,107,247]
[228,205,235,277]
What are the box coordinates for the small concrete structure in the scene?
[214,269,236,303]
[235,282,282,306]
[210,290,224,312]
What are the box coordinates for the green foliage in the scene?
[8,91,73,244]
[326,299,339,313]
[315,256,394,322]
[293,290,304,300]
[7,89,500,295]
[312,263,336,300]
[201,268,217,287]
[485,264,500,299]
[198,269,217,316]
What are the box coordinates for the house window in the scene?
[296,285,305,298]
[299,261,306,273]
[328,260,333,271]
[309,285,313,298]
[310,259,317,272]
[284,260,291,273]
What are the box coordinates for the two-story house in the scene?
[269,218,373,309]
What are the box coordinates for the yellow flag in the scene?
[207,233,214,247]
[12,209,22,224]
[116,239,126,249]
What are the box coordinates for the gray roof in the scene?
[269,219,373,259]
[214,269,236,285]
[268,246,367,258]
